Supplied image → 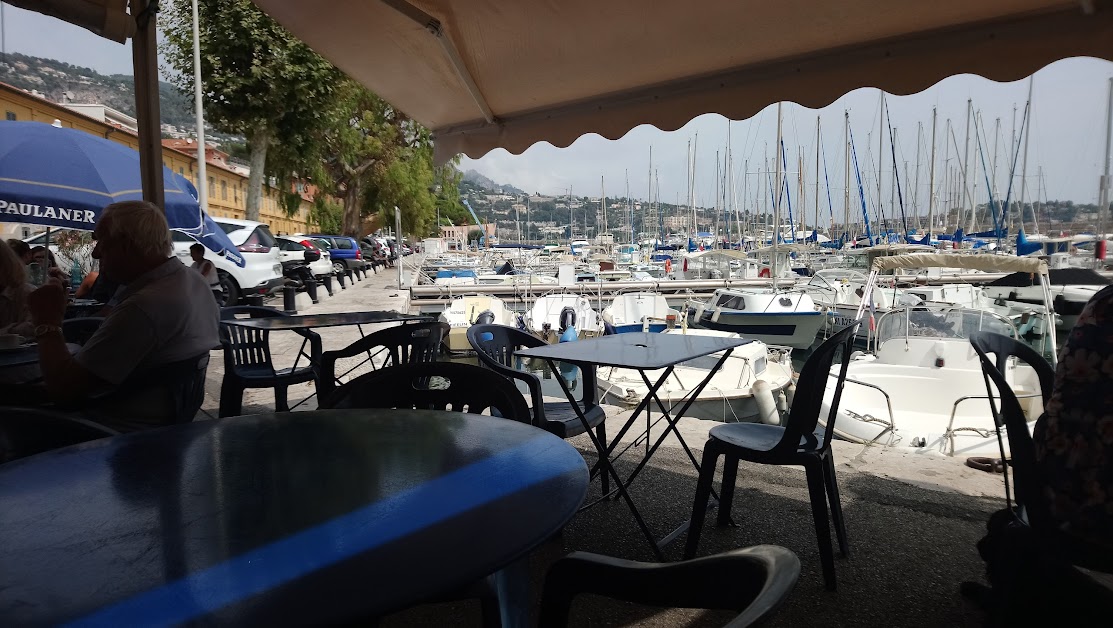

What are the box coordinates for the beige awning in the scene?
[870,253,1047,274]
[249,0,1113,163]
[9,0,135,42]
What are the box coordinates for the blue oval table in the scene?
[0,410,588,626]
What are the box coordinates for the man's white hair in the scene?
[100,201,173,258]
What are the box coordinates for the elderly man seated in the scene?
[27,201,219,432]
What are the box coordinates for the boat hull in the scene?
[687,309,824,349]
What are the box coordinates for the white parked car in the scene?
[171,217,284,304]
[24,219,284,305]
[276,235,333,277]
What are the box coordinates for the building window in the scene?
[208,177,215,197]
[178,167,184,176]
[4,111,15,121]
[221,180,228,201]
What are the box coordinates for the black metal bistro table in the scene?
[0,410,588,627]
[517,332,752,559]
[219,310,435,332]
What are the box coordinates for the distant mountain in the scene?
[462,169,526,196]
[0,52,195,130]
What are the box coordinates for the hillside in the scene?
[0,52,195,129]
[462,169,526,195]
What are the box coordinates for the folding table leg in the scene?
[544,359,664,561]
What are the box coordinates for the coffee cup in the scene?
[0,334,21,349]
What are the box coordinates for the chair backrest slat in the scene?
[969,331,1054,529]
[219,306,287,376]
[321,361,531,422]
[779,322,860,453]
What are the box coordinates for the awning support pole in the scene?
[131,0,165,210]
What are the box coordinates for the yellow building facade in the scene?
[1,82,317,235]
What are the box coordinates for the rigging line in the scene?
[974,114,1002,236]
[821,134,836,231]
[780,138,794,241]
[884,100,910,238]
[998,99,1030,239]
[848,126,874,244]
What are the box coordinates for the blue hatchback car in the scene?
[309,234,363,273]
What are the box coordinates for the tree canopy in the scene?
[160,0,343,221]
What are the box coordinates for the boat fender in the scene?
[694,303,706,320]
[753,380,780,425]
[558,306,577,334]
[784,382,797,409]
[559,326,579,343]
[776,389,788,414]
[474,310,496,325]
[759,267,770,278]
[711,308,722,323]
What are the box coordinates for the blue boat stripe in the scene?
[66,435,579,628]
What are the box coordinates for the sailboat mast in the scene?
[1020,77,1034,235]
[647,145,653,245]
[773,102,782,289]
[1099,77,1113,245]
[877,91,885,240]
[962,99,974,233]
[914,122,923,229]
[691,134,698,238]
[815,116,820,242]
[600,175,606,243]
[928,108,937,237]
[844,111,851,244]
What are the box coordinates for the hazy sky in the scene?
[5,3,1112,215]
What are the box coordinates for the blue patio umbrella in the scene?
[0,121,245,267]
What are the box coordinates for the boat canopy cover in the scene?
[870,253,1047,274]
[987,268,1111,287]
[750,244,812,255]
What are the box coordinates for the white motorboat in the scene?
[983,267,1109,331]
[524,293,604,342]
[685,288,825,349]
[602,292,681,333]
[597,328,794,422]
[439,295,519,352]
[803,269,923,340]
[820,305,1043,456]
[819,253,1059,457]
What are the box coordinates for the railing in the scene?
[944,390,1042,456]
[841,377,898,446]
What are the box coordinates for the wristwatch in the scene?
[33,324,63,338]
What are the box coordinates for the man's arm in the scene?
[28,281,107,400]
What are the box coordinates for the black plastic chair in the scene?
[685,322,860,591]
[90,353,211,427]
[320,361,530,421]
[318,321,448,400]
[539,545,800,628]
[218,306,322,417]
[467,323,607,439]
[0,406,118,464]
[61,317,104,346]
[970,331,1113,573]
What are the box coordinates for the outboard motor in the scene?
[558,306,577,334]
[496,261,515,275]
[558,306,578,343]
[473,310,496,326]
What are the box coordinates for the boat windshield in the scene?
[808,269,868,289]
[875,306,1017,344]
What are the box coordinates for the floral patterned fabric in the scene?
[1033,284,1113,543]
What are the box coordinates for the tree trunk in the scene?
[341,178,363,236]
[245,126,270,222]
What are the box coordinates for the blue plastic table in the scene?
[0,410,588,626]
